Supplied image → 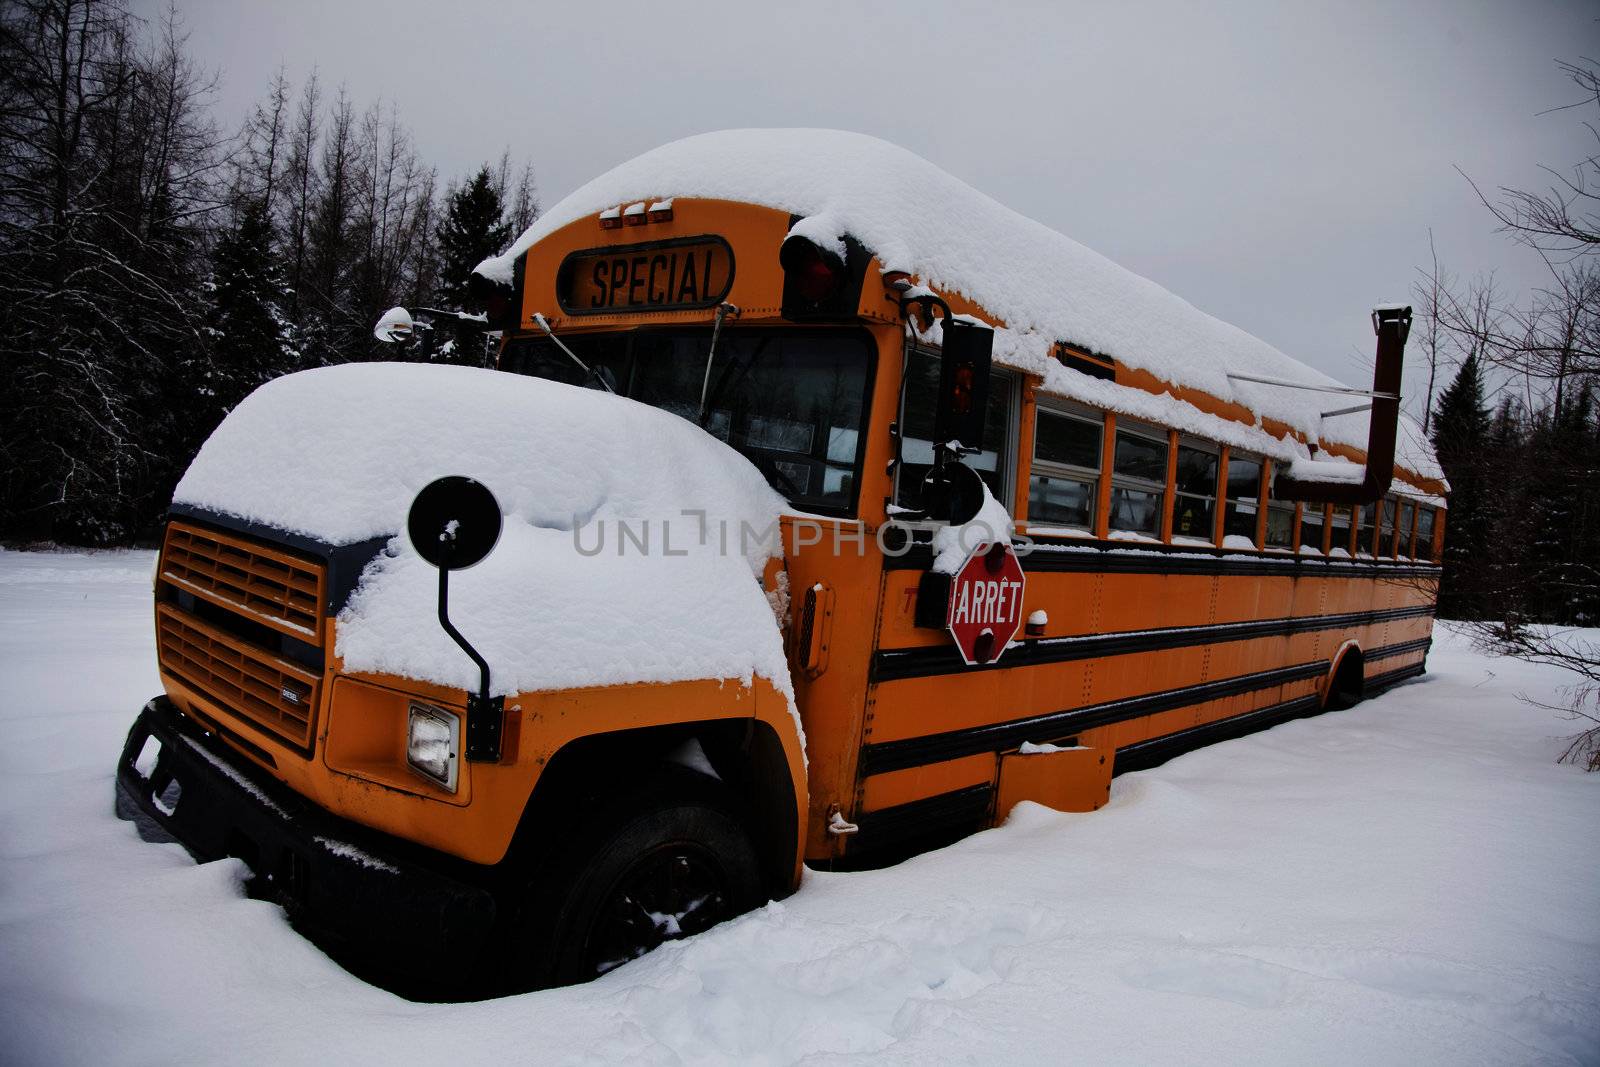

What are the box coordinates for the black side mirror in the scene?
[408,476,502,570]
[932,318,994,450]
[919,461,987,526]
[406,476,505,762]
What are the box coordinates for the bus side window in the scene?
[1222,453,1263,546]
[1298,503,1327,554]
[1264,469,1295,550]
[1328,505,1353,557]
[1029,405,1102,531]
[897,349,1014,512]
[1109,420,1167,538]
[1398,500,1416,558]
[1380,496,1399,557]
[1355,502,1376,556]
[1416,507,1436,560]
[1173,439,1218,542]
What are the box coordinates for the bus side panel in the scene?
[850,559,1437,858]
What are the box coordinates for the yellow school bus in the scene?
[117,130,1445,995]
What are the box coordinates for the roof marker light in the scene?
[598,206,622,230]
[622,202,648,227]
[648,198,674,223]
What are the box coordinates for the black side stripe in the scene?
[884,540,1444,579]
[1114,693,1325,775]
[1366,662,1427,692]
[859,660,1330,776]
[872,603,1436,683]
[848,656,1431,857]
[1365,636,1432,662]
[850,784,994,854]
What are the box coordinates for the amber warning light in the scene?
[598,200,674,229]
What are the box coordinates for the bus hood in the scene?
[173,363,794,699]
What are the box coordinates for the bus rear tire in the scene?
[511,771,764,989]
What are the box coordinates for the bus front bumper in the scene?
[115,696,500,993]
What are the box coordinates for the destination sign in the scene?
[557,236,734,315]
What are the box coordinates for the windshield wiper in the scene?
[533,312,615,393]
[696,302,740,427]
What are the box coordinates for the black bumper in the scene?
[116,696,500,995]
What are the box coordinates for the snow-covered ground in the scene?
[2,549,1596,1065]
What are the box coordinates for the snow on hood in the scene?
[478,128,1443,486]
[174,363,794,699]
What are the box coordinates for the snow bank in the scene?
[174,364,793,699]
[478,129,1443,485]
[4,554,1597,1064]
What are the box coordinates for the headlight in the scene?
[407,702,460,791]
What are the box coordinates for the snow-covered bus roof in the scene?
[478,129,1443,489]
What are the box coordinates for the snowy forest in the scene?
[0,0,534,544]
[1415,63,1600,632]
[0,1,1596,650]
[1412,59,1600,766]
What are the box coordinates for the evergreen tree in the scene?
[194,200,296,440]
[1431,355,1493,617]
[432,165,511,366]
[436,165,513,307]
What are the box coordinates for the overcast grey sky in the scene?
[151,0,1598,412]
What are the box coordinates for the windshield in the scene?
[500,328,874,515]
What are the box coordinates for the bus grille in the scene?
[156,604,321,750]
[160,522,324,642]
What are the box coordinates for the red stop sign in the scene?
[946,540,1027,666]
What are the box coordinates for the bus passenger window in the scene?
[1173,440,1218,542]
[1265,499,1295,549]
[897,350,1013,512]
[1380,497,1399,556]
[1416,508,1436,560]
[1029,406,1101,530]
[1298,503,1327,553]
[1329,506,1353,556]
[1398,500,1415,557]
[1222,454,1263,546]
[1110,422,1167,538]
[1355,502,1376,556]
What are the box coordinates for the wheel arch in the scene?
[504,716,803,900]
[1324,640,1366,710]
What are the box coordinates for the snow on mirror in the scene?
[407,476,502,570]
[373,305,415,344]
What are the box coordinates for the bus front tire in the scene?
[513,774,764,989]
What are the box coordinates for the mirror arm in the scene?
[435,550,504,763]
[898,291,955,331]
[436,558,490,700]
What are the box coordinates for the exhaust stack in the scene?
[1273,304,1412,505]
